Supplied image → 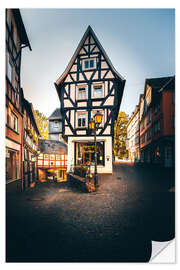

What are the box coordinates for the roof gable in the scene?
[48,108,62,120]
[55,25,125,85]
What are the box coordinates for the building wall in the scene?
[162,90,175,136]
[127,108,140,162]
[6,10,23,190]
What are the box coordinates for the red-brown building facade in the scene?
[139,76,175,167]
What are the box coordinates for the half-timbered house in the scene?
[6,9,31,192]
[55,26,125,174]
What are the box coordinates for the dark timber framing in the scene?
[55,25,126,139]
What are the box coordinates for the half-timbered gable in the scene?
[55,26,125,173]
[55,25,125,139]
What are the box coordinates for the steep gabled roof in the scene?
[48,108,62,120]
[55,25,125,86]
[23,97,40,135]
[144,76,175,94]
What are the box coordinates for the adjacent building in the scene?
[55,26,126,174]
[140,76,175,167]
[127,76,175,168]
[127,105,140,162]
[6,9,31,191]
[48,108,63,142]
[37,140,67,182]
[22,97,40,190]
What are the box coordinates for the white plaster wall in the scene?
[64,99,73,108]
[104,96,114,106]
[67,136,113,174]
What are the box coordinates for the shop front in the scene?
[6,138,21,192]
[67,136,113,174]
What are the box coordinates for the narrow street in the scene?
[6,163,175,262]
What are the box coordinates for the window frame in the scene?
[76,84,88,100]
[92,83,104,99]
[7,54,13,83]
[82,58,96,70]
[76,111,88,128]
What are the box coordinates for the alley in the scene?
[6,163,175,262]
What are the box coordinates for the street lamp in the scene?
[89,110,103,189]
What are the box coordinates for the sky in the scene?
[20,8,175,118]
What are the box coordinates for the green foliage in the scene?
[34,110,49,140]
[113,111,129,159]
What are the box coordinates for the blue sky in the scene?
[20,8,175,118]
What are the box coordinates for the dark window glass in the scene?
[84,61,89,69]
[82,118,86,126]
[78,118,81,127]
[90,60,94,68]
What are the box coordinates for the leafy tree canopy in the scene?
[34,110,48,140]
[113,111,129,159]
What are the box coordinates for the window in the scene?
[77,85,87,100]
[7,109,18,132]
[154,120,161,134]
[82,58,96,70]
[77,112,88,127]
[6,148,19,181]
[147,129,152,141]
[141,134,145,144]
[147,112,151,125]
[7,55,13,82]
[54,121,59,128]
[92,84,104,99]
[140,120,144,131]
[154,103,160,114]
[12,113,18,131]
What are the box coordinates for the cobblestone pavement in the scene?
[6,163,175,262]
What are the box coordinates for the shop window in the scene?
[6,149,19,181]
[75,141,105,166]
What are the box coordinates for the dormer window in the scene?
[92,84,104,99]
[82,58,96,70]
[77,85,87,100]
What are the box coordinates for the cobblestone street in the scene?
[6,163,175,262]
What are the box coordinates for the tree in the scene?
[34,110,49,140]
[113,111,129,159]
